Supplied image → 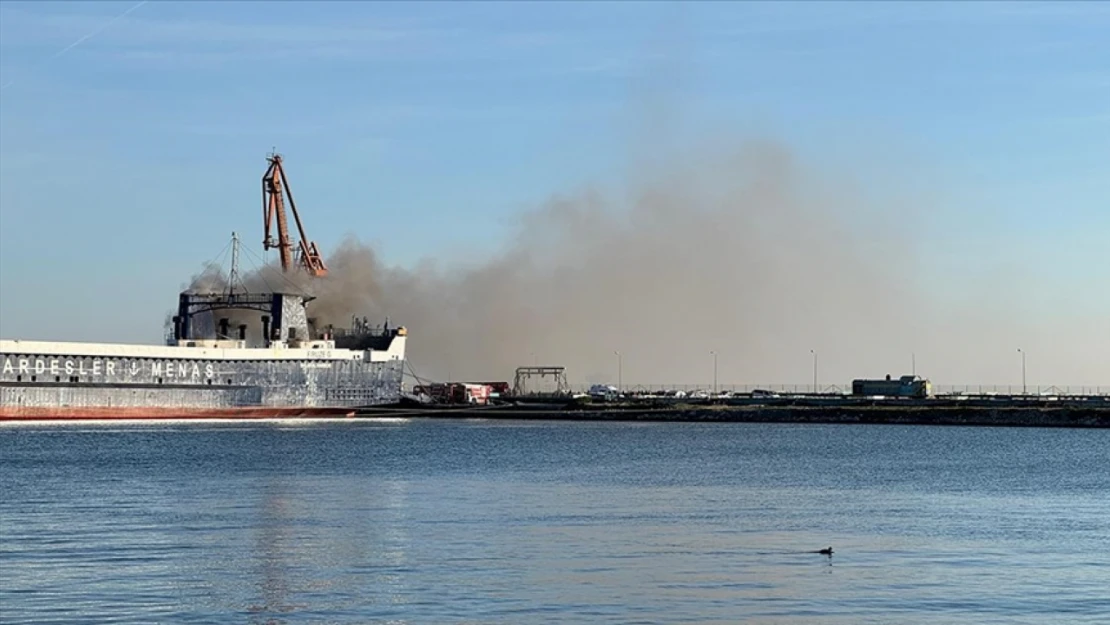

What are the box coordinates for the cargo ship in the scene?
[0,152,409,421]
[0,292,407,420]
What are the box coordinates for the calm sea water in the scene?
[1,419,1107,624]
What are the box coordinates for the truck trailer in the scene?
[851,374,932,398]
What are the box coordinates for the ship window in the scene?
[226,379,232,385]
[31,375,37,382]
[55,376,60,382]
[206,379,212,385]
[158,378,163,384]
[16,375,21,382]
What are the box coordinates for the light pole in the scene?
[1017,348,1026,395]
[710,350,718,395]
[810,349,817,394]
[912,352,916,377]
[614,350,622,393]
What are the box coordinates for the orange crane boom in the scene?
[261,153,328,277]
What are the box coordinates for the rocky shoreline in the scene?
[360,402,1110,428]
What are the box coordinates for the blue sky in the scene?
[0,1,1107,381]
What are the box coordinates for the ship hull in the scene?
[1,339,407,422]
[0,406,357,421]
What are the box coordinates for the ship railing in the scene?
[328,325,394,339]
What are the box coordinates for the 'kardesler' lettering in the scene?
[2,357,214,380]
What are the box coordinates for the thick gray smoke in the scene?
[179,137,942,387]
[380,138,924,387]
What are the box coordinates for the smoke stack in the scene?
[238,324,247,340]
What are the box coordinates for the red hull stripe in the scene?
[0,406,357,420]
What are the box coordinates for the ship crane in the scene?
[261,152,328,277]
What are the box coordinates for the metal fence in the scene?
[566,383,1110,396]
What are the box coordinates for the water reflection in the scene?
[239,472,416,623]
[0,421,1107,624]
[247,477,300,625]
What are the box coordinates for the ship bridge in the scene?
[172,291,315,348]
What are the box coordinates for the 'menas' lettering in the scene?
[2,356,216,380]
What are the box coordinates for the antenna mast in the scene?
[226,231,241,296]
[261,151,328,277]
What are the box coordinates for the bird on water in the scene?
[816,547,833,556]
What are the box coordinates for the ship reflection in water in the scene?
[247,478,304,624]
[1,420,1108,624]
[244,474,413,625]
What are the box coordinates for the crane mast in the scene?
[261,152,328,277]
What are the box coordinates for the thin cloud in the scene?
[47,0,147,59]
[711,1,1110,36]
[1,0,147,91]
[1029,111,1110,128]
[493,31,566,49]
[0,6,438,48]
[0,5,617,74]
[0,5,468,76]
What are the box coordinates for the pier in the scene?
[358,392,1110,428]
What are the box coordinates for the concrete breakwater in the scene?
[359,402,1110,428]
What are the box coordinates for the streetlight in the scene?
[614,350,622,393]
[1017,348,1026,395]
[710,350,718,395]
[810,349,818,394]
